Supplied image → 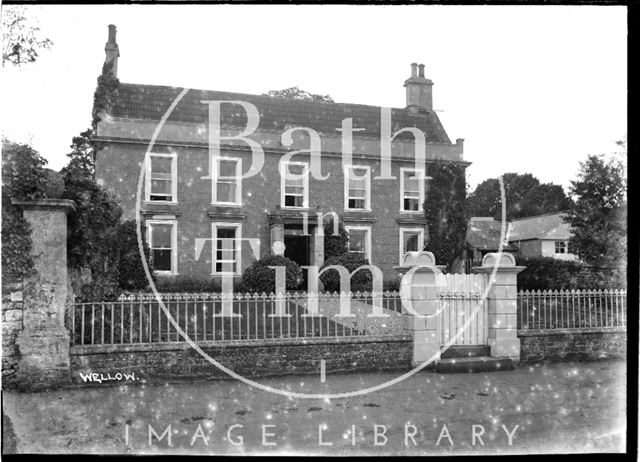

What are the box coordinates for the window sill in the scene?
[144,201,179,205]
[344,208,372,213]
[211,203,243,208]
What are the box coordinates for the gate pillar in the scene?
[395,251,446,367]
[472,253,525,362]
[11,199,77,390]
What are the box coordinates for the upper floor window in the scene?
[400,168,425,212]
[146,153,177,202]
[346,225,372,262]
[281,161,309,208]
[212,223,242,275]
[400,228,424,264]
[213,157,242,206]
[555,241,567,254]
[344,165,371,210]
[147,220,177,275]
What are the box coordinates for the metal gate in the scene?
[436,273,488,346]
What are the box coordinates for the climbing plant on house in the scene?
[423,161,467,272]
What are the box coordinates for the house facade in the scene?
[94,25,468,284]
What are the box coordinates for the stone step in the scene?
[440,345,490,359]
[434,356,514,374]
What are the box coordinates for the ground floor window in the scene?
[212,222,242,275]
[345,225,372,263]
[399,228,424,264]
[147,220,177,275]
[555,240,567,254]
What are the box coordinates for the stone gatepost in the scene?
[395,251,446,367]
[11,199,77,390]
[472,252,525,362]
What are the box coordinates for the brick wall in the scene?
[69,336,412,383]
[2,281,25,385]
[518,328,627,363]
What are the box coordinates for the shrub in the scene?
[114,220,154,291]
[323,217,349,259]
[516,256,583,291]
[154,275,221,293]
[320,252,373,293]
[242,255,303,293]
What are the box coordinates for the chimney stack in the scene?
[104,24,119,78]
[404,62,433,110]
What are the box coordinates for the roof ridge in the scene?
[117,81,430,114]
[510,211,568,222]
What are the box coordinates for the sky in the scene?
[1,4,627,191]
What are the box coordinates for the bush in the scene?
[516,256,583,291]
[323,217,349,259]
[320,252,373,293]
[242,255,303,293]
[114,220,154,291]
[154,275,221,293]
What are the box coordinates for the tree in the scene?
[466,173,572,220]
[60,129,96,181]
[265,87,334,103]
[2,6,53,66]
[424,162,467,272]
[565,154,626,268]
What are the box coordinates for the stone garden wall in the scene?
[519,328,627,363]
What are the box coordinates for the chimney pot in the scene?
[104,24,119,78]
[108,24,117,43]
[403,62,434,110]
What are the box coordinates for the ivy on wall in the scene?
[91,60,119,130]
[1,139,49,282]
[423,161,468,272]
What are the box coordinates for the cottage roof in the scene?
[508,212,572,241]
[107,83,452,143]
[466,217,517,251]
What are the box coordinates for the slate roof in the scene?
[508,212,572,241]
[108,83,452,143]
[466,217,517,251]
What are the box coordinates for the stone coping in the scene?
[70,334,411,355]
[517,326,627,336]
[11,198,77,214]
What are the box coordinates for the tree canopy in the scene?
[565,154,626,268]
[2,6,53,66]
[466,173,572,220]
[265,87,334,103]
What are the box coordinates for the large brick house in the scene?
[94,25,468,285]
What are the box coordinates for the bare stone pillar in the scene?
[12,199,77,390]
[395,251,446,367]
[472,252,525,362]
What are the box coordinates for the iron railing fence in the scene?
[67,291,405,346]
[517,289,626,331]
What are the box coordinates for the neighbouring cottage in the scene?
[465,212,577,266]
[509,212,577,261]
[94,25,468,285]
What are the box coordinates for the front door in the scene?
[284,233,310,287]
